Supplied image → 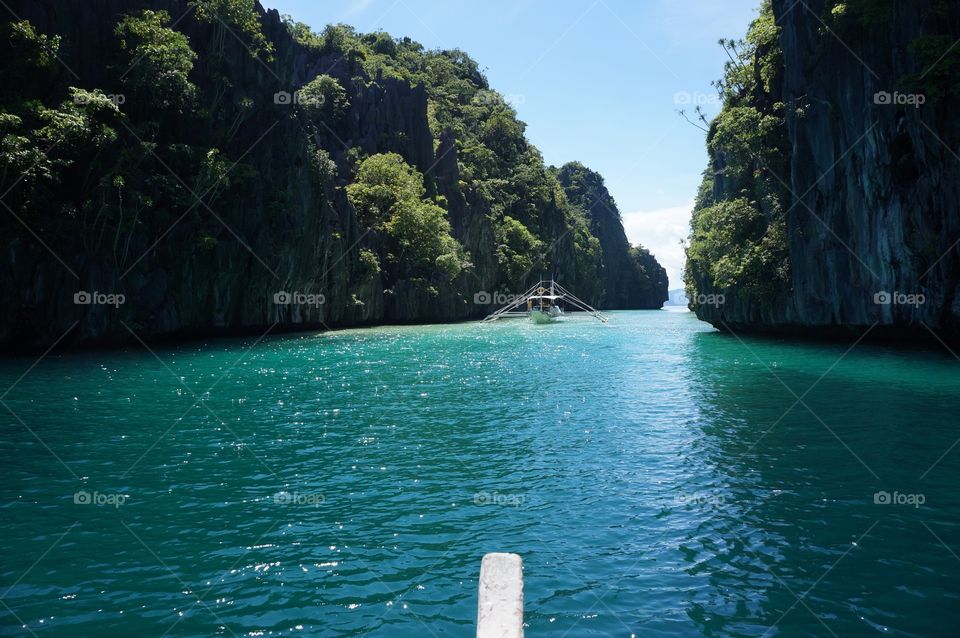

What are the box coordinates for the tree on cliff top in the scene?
[298,74,349,124]
[555,161,621,222]
[193,0,273,60]
[115,10,198,112]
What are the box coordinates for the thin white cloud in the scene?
[621,199,693,289]
[339,0,374,19]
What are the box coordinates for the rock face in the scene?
[690,0,960,342]
[556,162,668,309]
[0,0,668,350]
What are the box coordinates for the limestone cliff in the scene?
[0,0,667,350]
[556,162,668,309]
[686,0,960,342]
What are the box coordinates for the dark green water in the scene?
[1,310,958,637]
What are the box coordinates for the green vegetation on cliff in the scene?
[555,162,667,309]
[0,0,667,348]
[684,0,790,309]
[290,22,624,300]
[115,10,198,111]
[685,0,960,342]
[347,152,468,282]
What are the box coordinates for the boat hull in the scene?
[530,310,558,324]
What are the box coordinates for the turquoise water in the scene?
[1,310,959,637]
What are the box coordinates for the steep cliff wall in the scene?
[556,162,668,309]
[0,0,667,350]
[686,0,960,342]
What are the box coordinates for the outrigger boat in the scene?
[529,295,563,324]
[483,279,608,323]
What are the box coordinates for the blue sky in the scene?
[262,0,761,287]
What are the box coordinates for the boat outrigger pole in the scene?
[482,279,608,323]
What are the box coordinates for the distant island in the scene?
[665,289,689,307]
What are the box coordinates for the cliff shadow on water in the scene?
[680,328,960,636]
